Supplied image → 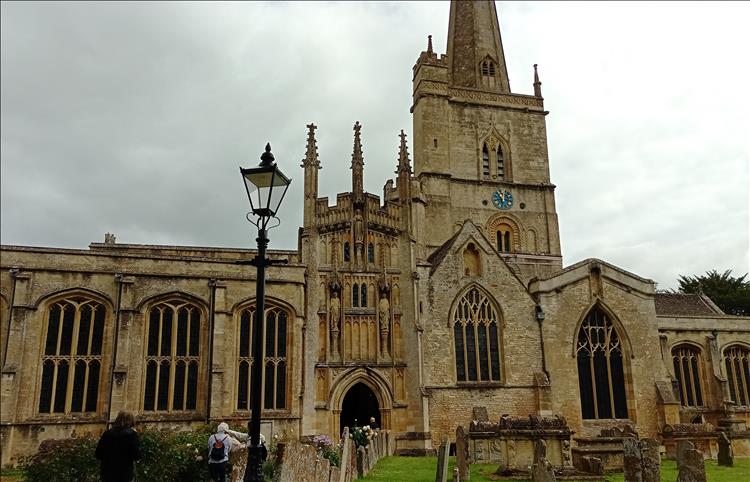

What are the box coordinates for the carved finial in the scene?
[301,123,321,168]
[533,64,542,98]
[427,35,433,54]
[351,121,364,168]
[260,142,275,166]
[396,129,412,175]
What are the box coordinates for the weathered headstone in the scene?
[356,446,367,478]
[623,437,643,482]
[677,448,707,482]
[328,466,341,482]
[472,406,489,422]
[436,440,451,482]
[639,438,660,482]
[453,467,460,482]
[676,440,694,465]
[530,439,556,482]
[455,426,469,481]
[717,432,733,467]
[579,456,604,476]
[339,428,354,482]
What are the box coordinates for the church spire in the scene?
[533,64,542,98]
[446,0,510,92]
[351,121,364,200]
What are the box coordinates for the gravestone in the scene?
[530,439,556,482]
[339,428,354,482]
[639,438,660,482]
[677,448,707,482]
[455,426,469,481]
[472,406,489,422]
[436,440,451,482]
[453,467,460,482]
[356,446,367,478]
[717,432,733,467]
[579,456,604,476]
[676,440,693,464]
[623,437,643,482]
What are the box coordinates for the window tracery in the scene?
[724,345,750,406]
[452,287,501,383]
[39,296,105,414]
[576,307,628,419]
[237,304,289,411]
[143,299,201,412]
[672,344,704,407]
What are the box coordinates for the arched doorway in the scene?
[340,382,380,433]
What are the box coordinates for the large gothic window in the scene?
[672,344,704,407]
[576,308,628,419]
[39,296,105,414]
[143,299,201,412]
[724,345,750,406]
[237,304,288,411]
[452,287,502,383]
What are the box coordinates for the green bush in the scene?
[21,424,217,482]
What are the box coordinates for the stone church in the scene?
[2,0,748,466]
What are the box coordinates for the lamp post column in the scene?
[246,228,268,482]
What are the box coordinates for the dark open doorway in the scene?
[340,382,380,434]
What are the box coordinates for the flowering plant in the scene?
[312,434,339,467]
[349,422,376,448]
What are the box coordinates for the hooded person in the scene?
[207,422,232,482]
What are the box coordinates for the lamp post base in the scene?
[243,444,267,482]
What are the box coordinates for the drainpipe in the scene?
[2,269,19,369]
[535,304,549,379]
[106,273,124,426]
[206,279,217,424]
[299,273,308,438]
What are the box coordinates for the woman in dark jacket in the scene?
[95,410,142,482]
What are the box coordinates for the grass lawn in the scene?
[361,456,750,482]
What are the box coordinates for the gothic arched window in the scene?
[143,299,202,412]
[724,345,750,406]
[352,284,359,308]
[482,144,490,178]
[576,307,628,419]
[361,284,368,308]
[452,287,501,383]
[480,59,497,88]
[343,242,351,262]
[367,243,375,264]
[496,145,505,179]
[39,296,106,414]
[672,344,704,407]
[237,304,289,411]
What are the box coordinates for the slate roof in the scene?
[654,293,724,317]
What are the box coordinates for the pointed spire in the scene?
[351,121,364,198]
[427,35,433,54]
[396,130,412,175]
[533,64,542,98]
[301,123,321,168]
[446,0,510,92]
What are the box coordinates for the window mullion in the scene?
[589,347,599,419]
[65,305,82,414]
[462,322,469,382]
[687,352,697,406]
[50,362,59,413]
[168,307,178,411]
[739,355,749,405]
[82,361,90,412]
[55,305,64,355]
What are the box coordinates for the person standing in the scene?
[95,410,141,482]
[207,422,232,482]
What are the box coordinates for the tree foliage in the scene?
[677,269,750,316]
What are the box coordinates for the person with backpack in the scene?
[207,422,232,482]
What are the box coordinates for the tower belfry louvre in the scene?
[1,0,748,467]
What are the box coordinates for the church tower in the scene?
[412,0,562,279]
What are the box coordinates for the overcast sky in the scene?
[1,1,748,290]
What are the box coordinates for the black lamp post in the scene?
[239,143,291,482]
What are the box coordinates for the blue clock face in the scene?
[492,190,513,210]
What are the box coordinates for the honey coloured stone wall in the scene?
[530,259,669,439]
